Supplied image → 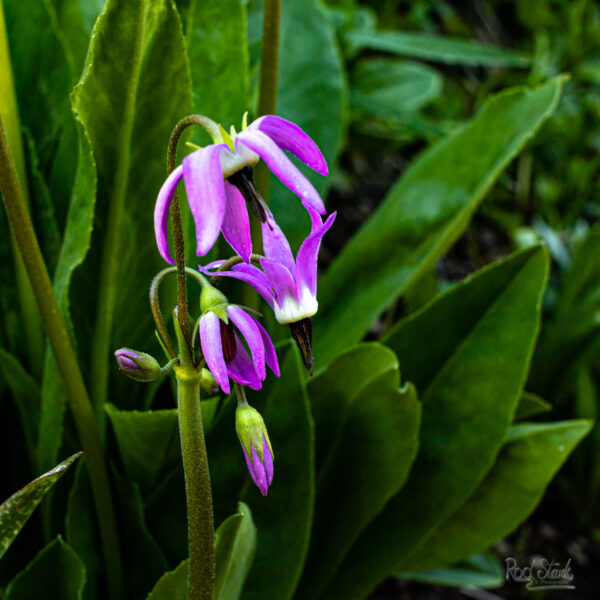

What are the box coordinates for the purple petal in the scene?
[262,435,274,486]
[295,211,337,297]
[222,182,252,263]
[199,312,230,394]
[249,115,328,176]
[251,442,269,495]
[199,259,227,271]
[199,264,276,307]
[154,165,183,264]
[236,130,326,215]
[262,211,296,274]
[182,145,228,256]
[260,258,299,307]
[227,334,262,390]
[227,305,266,380]
[251,316,280,377]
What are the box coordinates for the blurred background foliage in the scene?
[1,0,600,598]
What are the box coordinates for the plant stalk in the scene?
[0,118,124,600]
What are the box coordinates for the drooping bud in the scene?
[235,404,274,495]
[289,317,314,375]
[199,278,229,321]
[114,348,162,382]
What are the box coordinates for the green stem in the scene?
[0,3,44,378]
[0,119,124,600]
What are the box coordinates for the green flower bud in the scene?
[200,368,219,395]
[114,348,162,382]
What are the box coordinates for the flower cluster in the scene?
[121,114,334,495]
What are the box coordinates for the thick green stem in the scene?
[174,360,215,599]
[0,119,124,600]
[0,4,44,378]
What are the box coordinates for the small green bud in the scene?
[200,368,219,395]
[114,348,162,382]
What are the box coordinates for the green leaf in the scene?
[351,59,442,118]
[0,452,81,559]
[345,30,531,67]
[72,0,193,408]
[105,404,180,495]
[186,0,248,128]
[315,77,564,368]
[398,421,591,572]
[37,118,96,476]
[5,537,85,600]
[240,345,314,600]
[268,0,347,251]
[515,391,551,420]
[298,369,421,598]
[322,246,549,600]
[307,342,399,466]
[401,552,503,589]
[0,347,40,462]
[146,560,188,600]
[214,502,256,600]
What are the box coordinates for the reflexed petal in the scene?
[250,115,328,175]
[260,258,298,307]
[227,333,262,390]
[222,181,252,262]
[199,312,230,394]
[262,435,274,486]
[182,145,228,256]
[262,211,295,274]
[154,165,183,264]
[227,305,266,380]
[235,130,326,214]
[295,211,337,296]
[251,316,280,377]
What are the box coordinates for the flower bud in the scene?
[200,368,219,395]
[200,280,229,321]
[114,348,162,382]
[235,404,274,495]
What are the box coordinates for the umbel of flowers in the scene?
[115,113,335,501]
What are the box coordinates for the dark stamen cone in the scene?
[220,320,238,362]
[227,167,269,223]
[289,318,314,375]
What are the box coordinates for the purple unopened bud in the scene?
[236,404,274,495]
[114,348,162,382]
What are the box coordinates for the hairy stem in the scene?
[0,119,124,600]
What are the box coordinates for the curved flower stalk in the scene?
[201,207,336,373]
[198,277,279,395]
[154,115,328,265]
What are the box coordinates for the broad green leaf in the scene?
[0,348,40,462]
[5,537,85,600]
[515,391,551,421]
[298,369,420,598]
[146,560,188,600]
[0,452,80,559]
[345,30,531,67]
[398,421,591,572]
[401,552,503,589]
[268,0,347,251]
[241,345,313,600]
[307,342,398,466]
[315,77,564,368]
[38,119,96,475]
[72,0,193,409]
[351,59,442,118]
[215,502,256,600]
[186,0,248,127]
[322,246,549,600]
[105,405,180,495]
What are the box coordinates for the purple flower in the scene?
[155,115,328,265]
[200,207,336,372]
[114,348,162,382]
[236,404,274,495]
[199,304,279,395]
